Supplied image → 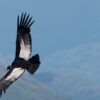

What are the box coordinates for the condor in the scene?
[0,13,40,96]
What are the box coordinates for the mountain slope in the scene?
[0,70,70,100]
[37,43,100,100]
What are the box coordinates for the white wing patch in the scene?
[19,39,31,60]
[5,68,25,81]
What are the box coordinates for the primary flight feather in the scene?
[0,13,40,96]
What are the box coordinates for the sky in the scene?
[0,0,100,99]
[0,0,100,63]
[0,0,99,73]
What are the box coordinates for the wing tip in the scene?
[0,81,7,97]
[17,12,34,31]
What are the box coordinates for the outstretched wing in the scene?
[0,67,25,96]
[16,13,35,60]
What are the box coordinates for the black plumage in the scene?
[0,13,40,96]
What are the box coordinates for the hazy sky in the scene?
[0,1,100,99]
[0,0,100,64]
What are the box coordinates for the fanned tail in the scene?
[27,54,40,75]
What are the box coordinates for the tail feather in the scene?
[27,54,40,75]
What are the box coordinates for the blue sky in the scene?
[0,0,100,63]
[0,0,100,99]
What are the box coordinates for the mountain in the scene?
[36,43,100,100]
[0,69,70,100]
[1,42,100,100]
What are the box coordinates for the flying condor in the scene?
[0,13,40,96]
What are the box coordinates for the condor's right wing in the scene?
[15,13,34,60]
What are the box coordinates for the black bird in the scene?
[0,13,40,96]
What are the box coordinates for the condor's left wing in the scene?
[0,67,25,96]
